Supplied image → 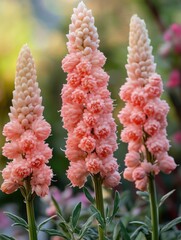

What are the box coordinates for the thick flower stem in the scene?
[148,174,159,240]
[24,180,38,240]
[93,174,105,240]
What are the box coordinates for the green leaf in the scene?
[71,202,81,229]
[145,216,152,231]
[111,191,120,219]
[130,226,143,239]
[130,221,148,228]
[135,231,147,240]
[161,216,181,233]
[136,191,149,201]
[83,187,95,204]
[113,221,121,240]
[78,213,97,239]
[37,215,57,231]
[119,220,131,240]
[41,228,69,239]
[57,212,67,223]
[105,205,109,218]
[130,226,149,239]
[159,189,175,207]
[51,195,62,216]
[0,234,15,240]
[58,221,71,237]
[4,212,28,229]
[90,205,105,229]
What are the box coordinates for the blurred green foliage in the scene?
[0,0,181,228]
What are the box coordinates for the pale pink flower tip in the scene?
[67,1,100,54]
[1,45,53,197]
[61,2,119,188]
[9,44,44,128]
[118,15,176,191]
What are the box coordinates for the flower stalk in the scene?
[148,174,159,240]
[93,174,105,240]
[24,180,38,240]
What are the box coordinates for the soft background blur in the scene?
[0,0,181,238]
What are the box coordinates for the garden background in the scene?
[0,0,181,239]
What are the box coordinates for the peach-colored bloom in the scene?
[67,161,89,187]
[1,45,52,197]
[157,153,177,174]
[135,177,148,191]
[124,151,140,168]
[3,120,24,141]
[123,168,134,182]
[61,2,120,188]
[103,171,121,188]
[118,15,176,191]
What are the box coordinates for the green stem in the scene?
[148,174,159,240]
[24,180,38,240]
[93,174,105,240]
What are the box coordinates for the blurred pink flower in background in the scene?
[44,186,91,217]
[160,23,181,56]
[173,131,181,144]
[61,2,120,188]
[166,69,181,88]
[118,15,176,191]
[1,45,53,197]
[0,210,10,229]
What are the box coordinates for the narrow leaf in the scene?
[71,202,81,229]
[113,222,121,240]
[0,234,15,240]
[119,220,131,240]
[58,221,71,236]
[130,226,149,239]
[145,216,152,231]
[4,212,28,229]
[41,228,69,239]
[130,226,143,239]
[111,191,120,219]
[135,231,147,240]
[161,216,181,233]
[105,205,109,219]
[78,213,97,239]
[130,221,148,228]
[83,187,94,204]
[51,195,62,215]
[11,222,28,229]
[90,205,105,229]
[38,215,57,231]
[136,191,149,201]
[159,189,175,207]
[57,212,67,223]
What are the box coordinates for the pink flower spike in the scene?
[118,15,176,191]
[61,2,119,188]
[1,45,53,197]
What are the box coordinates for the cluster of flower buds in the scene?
[61,2,120,188]
[1,45,53,197]
[118,15,177,191]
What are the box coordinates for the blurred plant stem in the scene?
[143,0,165,33]
[148,174,159,240]
[24,179,38,240]
[93,174,105,240]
